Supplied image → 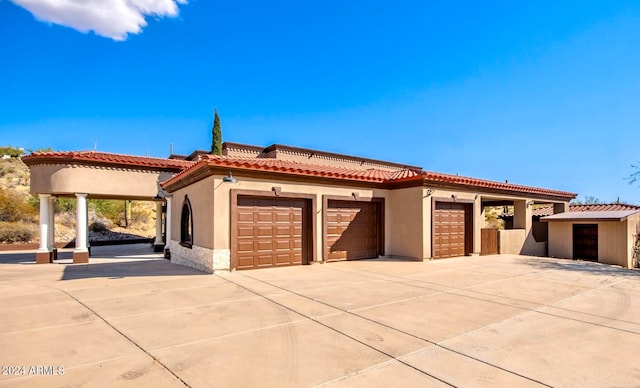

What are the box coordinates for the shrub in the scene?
[26,195,39,213]
[0,146,24,158]
[0,188,36,222]
[27,147,53,153]
[0,221,35,243]
[131,201,152,224]
[90,199,123,225]
[57,211,76,228]
[55,198,76,213]
[89,221,108,233]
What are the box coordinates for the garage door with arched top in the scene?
[433,202,470,259]
[235,197,308,270]
[325,200,381,261]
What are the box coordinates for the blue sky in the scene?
[1,1,639,203]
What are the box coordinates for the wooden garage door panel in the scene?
[237,257,253,268]
[236,197,307,270]
[237,226,255,237]
[433,202,467,259]
[325,200,379,261]
[238,212,253,222]
[257,240,273,251]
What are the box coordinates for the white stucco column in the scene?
[165,196,172,257]
[37,194,51,253]
[154,201,164,251]
[73,193,89,263]
[36,194,52,264]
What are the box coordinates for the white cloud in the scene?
[11,0,187,41]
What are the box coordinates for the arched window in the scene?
[180,195,193,248]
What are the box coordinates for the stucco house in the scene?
[24,142,577,273]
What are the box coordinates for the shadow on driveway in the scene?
[59,259,205,280]
[0,243,206,280]
[519,256,640,278]
[0,251,49,265]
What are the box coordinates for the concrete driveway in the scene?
[1,245,640,387]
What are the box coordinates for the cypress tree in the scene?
[211,109,222,155]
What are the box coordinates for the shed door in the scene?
[433,202,469,259]
[573,224,598,261]
[325,200,379,260]
[236,197,308,270]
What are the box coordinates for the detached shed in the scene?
[542,210,640,268]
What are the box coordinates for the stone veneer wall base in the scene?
[170,242,230,274]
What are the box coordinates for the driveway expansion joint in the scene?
[230,271,552,387]
[49,286,191,387]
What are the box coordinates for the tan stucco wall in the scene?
[170,176,216,249]
[224,148,261,158]
[499,229,526,255]
[598,220,629,267]
[422,191,432,259]
[29,164,172,199]
[388,187,424,259]
[212,176,231,251]
[548,222,572,259]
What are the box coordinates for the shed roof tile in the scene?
[541,210,640,222]
[529,203,640,217]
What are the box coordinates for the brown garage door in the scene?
[236,197,308,270]
[325,200,380,261]
[573,224,598,261]
[433,202,469,259]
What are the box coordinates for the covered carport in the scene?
[22,151,191,264]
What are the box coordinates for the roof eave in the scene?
[421,179,576,201]
[541,217,626,222]
[161,162,389,192]
[22,153,188,172]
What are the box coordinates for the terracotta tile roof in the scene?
[388,169,421,180]
[542,210,640,222]
[22,151,193,171]
[420,171,576,199]
[568,203,640,212]
[161,154,396,188]
[162,154,576,200]
[22,148,575,200]
[505,203,640,218]
[531,206,555,217]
